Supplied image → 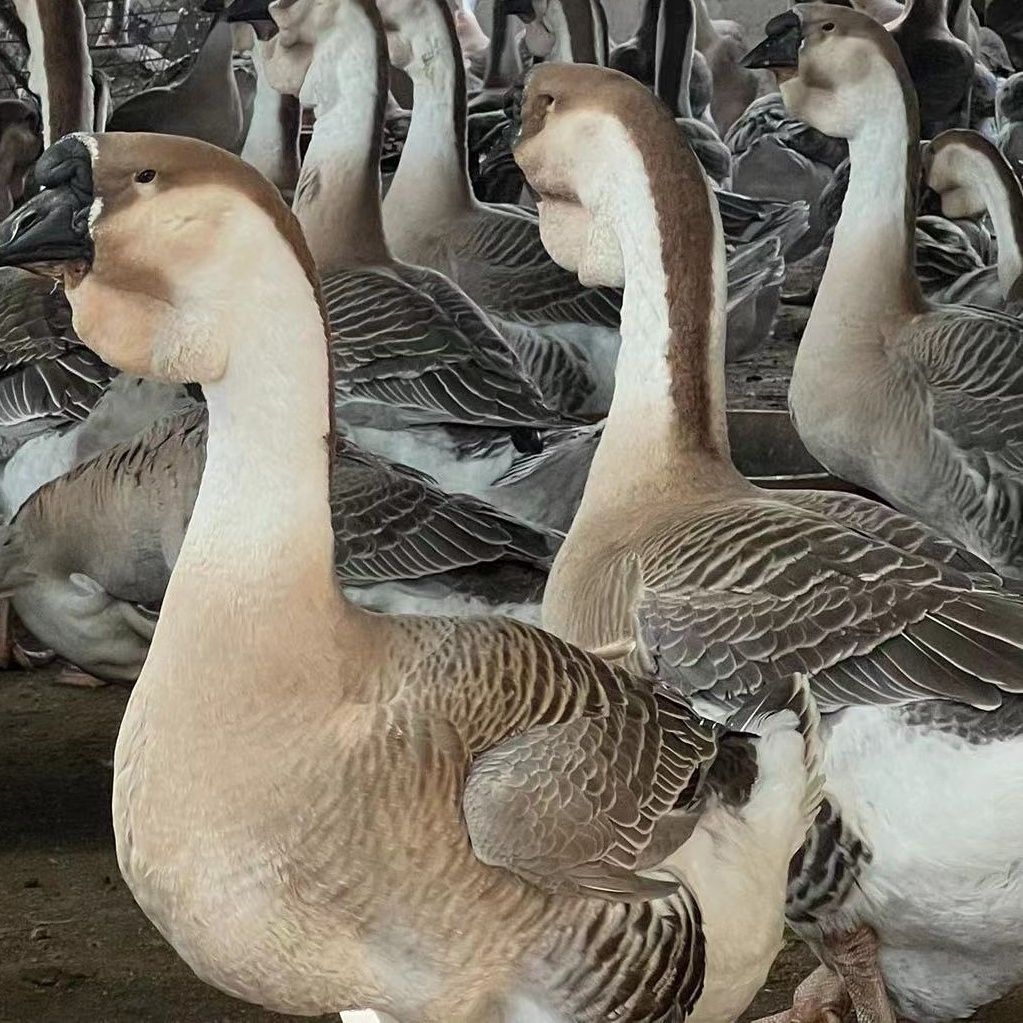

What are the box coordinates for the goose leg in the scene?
[824,926,896,1023]
[753,963,851,1023]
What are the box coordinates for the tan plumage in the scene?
[0,125,821,1022]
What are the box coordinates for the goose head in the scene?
[373,0,455,74]
[742,4,915,141]
[0,132,316,385]
[513,63,708,289]
[924,129,1014,219]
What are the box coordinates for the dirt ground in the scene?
[2,308,1021,1021]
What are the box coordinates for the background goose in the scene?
[996,70,1023,174]
[888,0,975,137]
[259,0,573,503]
[380,0,806,399]
[746,4,1023,579]
[514,55,1023,1023]
[106,13,245,152]
[925,127,1023,309]
[0,98,40,217]
[692,0,762,133]
[0,126,823,1023]
[609,0,714,121]
[0,403,558,682]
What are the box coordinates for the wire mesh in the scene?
[0,1,215,104]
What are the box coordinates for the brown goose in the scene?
[925,127,1023,309]
[515,55,1023,1023]
[745,4,1023,579]
[0,128,822,1023]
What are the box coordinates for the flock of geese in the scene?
[3,0,1023,1021]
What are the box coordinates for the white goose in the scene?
[925,127,1023,310]
[513,57,1023,1023]
[745,4,1023,579]
[256,0,571,502]
[0,127,822,1023]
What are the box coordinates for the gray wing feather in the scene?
[634,496,1023,713]
[322,266,564,428]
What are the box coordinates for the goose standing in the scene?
[925,127,1023,309]
[0,127,823,1023]
[745,4,1023,578]
[514,57,1023,1023]
[256,0,571,501]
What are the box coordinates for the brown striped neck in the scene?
[655,0,696,118]
[15,0,94,145]
[384,0,474,229]
[583,123,733,506]
[292,10,390,271]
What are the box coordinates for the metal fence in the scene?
[0,1,214,104]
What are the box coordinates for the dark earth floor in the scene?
[2,307,1021,1021]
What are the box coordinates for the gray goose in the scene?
[514,56,1023,1023]
[0,127,822,1023]
[0,403,557,682]
[925,127,1023,310]
[252,0,572,503]
[106,13,245,152]
[746,4,1023,579]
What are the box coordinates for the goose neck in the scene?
[691,0,717,52]
[655,0,696,118]
[144,225,347,711]
[553,0,601,66]
[181,17,236,94]
[578,141,737,515]
[293,28,390,271]
[899,0,948,30]
[384,6,473,229]
[968,152,1023,296]
[14,0,94,145]
[816,82,924,324]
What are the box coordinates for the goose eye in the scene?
[822,22,836,32]
[134,169,157,184]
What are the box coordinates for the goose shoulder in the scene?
[616,493,1023,714]
[322,263,566,428]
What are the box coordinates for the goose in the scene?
[887,0,975,137]
[745,4,1023,579]
[0,98,41,218]
[257,0,572,501]
[0,402,558,682]
[106,13,245,152]
[515,0,607,68]
[513,56,1023,1023]
[691,0,762,134]
[924,127,1023,309]
[988,0,1023,73]
[725,93,847,205]
[238,37,302,198]
[13,0,94,147]
[609,0,714,120]
[380,0,806,386]
[0,127,825,1023]
[996,71,1023,175]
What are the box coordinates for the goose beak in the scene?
[0,137,93,271]
[208,0,278,37]
[741,11,802,71]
